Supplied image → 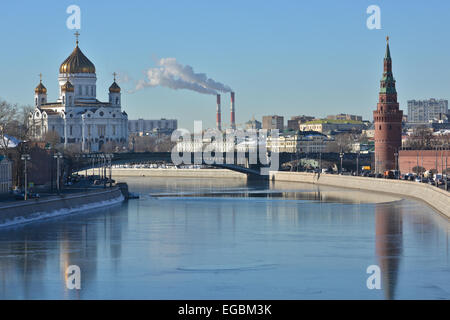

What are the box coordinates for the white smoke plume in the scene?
[132,58,232,95]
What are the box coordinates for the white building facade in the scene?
[29,37,128,152]
[128,118,177,135]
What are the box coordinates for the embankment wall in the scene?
[270,171,449,218]
[0,187,124,227]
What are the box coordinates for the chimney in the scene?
[216,94,222,131]
[230,92,236,129]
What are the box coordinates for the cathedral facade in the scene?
[29,35,128,152]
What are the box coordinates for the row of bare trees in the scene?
[130,135,176,152]
[0,99,33,155]
[403,126,450,149]
[325,132,366,153]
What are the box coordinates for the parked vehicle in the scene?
[14,192,40,200]
[384,171,395,179]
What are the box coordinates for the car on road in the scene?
[14,192,40,200]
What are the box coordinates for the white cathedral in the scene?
[29,33,128,152]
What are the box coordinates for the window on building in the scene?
[97,125,106,136]
[70,125,73,136]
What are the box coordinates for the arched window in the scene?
[35,98,38,106]
[116,97,119,105]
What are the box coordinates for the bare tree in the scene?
[326,133,355,153]
[154,135,176,152]
[404,126,434,149]
[0,99,19,155]
[43,130,61,149]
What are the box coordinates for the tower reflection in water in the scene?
[375,202,403,300]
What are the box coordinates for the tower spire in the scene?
[385,36,391,59]
[39,73,43,83]
[74,31,80,46]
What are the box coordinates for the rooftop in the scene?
[303,119,364,125]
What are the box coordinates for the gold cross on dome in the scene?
[39,73,42,83]
[113,72,117,82]
[386,36,389,44]
[74,31,80,45]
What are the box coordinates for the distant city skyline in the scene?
[1,1,450,130]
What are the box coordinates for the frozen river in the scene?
[0,177,448,299]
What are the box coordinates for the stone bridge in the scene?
[71,151,373,177]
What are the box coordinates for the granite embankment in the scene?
[0,187,124,227]
[270,171,450,218]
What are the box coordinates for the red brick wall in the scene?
[399,150,450,173]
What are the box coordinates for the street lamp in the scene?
[105,154,114,188]
[99,154,107,188]
[394,152,399,179]
[53,152,63,194]
[339,152,344,175]
[20,154,31,200]
[82,154,88,177]
[356,151,360,176]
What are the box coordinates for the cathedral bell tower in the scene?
[61,81,75,107]
[373,37,403,173]
[109,72,121,107]
[34,73,47,107]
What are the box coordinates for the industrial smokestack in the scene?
[230,92,236,129]
[216,94,222,131]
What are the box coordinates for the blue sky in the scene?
[0,0,449,129]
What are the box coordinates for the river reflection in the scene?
[375,203,403,300]
[0,177,448,299]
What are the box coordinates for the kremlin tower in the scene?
[373,37,403,173]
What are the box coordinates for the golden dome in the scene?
[59,45,96,74]
[109,81,121,93]
[61,81,74,92]
[35,82,47,94]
